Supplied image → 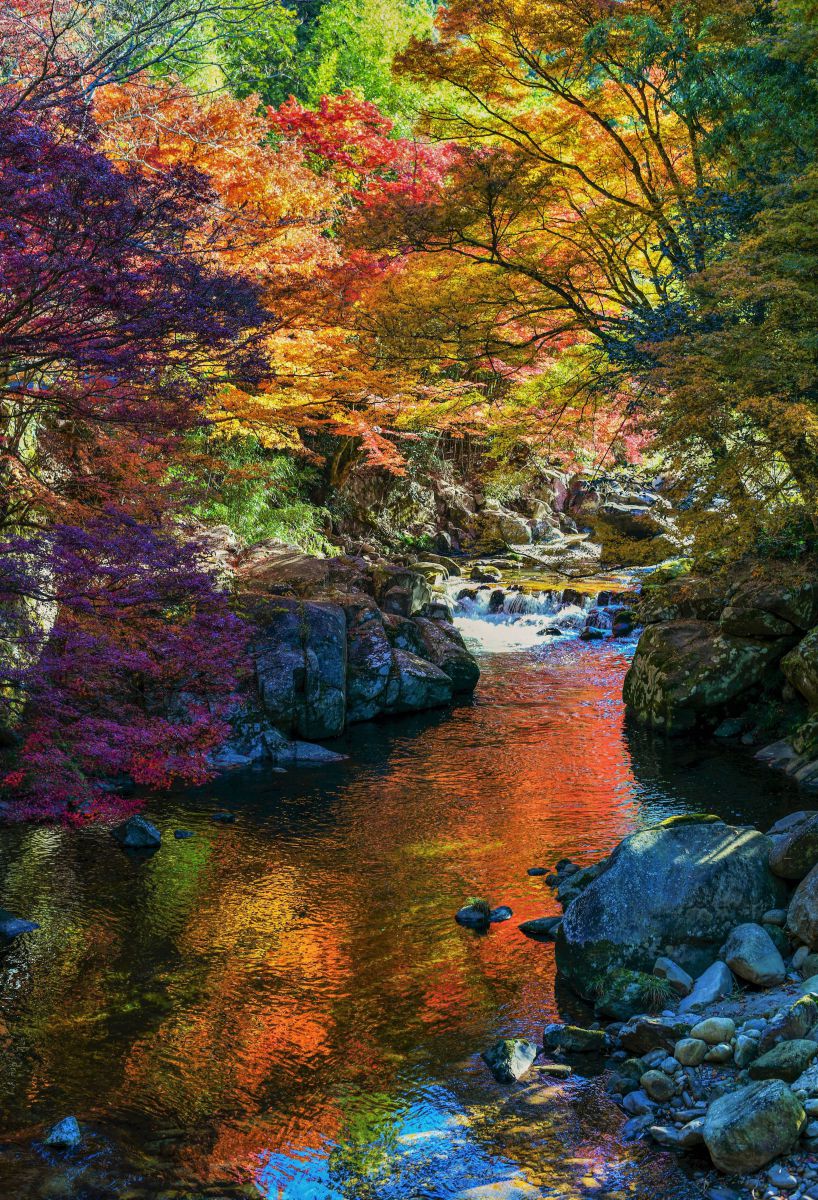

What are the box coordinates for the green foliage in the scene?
[191,436,336,553]
[304,0,437,126]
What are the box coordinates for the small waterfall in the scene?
[450,582,593,650]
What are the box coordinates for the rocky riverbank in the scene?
[201,537,482,769]
[487,812,818,1199]
[622,565,818,790]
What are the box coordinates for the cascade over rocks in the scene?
[555,816,787,1001]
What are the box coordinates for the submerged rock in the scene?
[555,816,786,1000]
[455,901,492,931]
[481,1038,538,1083]
[0,908,39,939]
[111,815,161,849]
[518,916,562,941]
[702,1080,805,1173]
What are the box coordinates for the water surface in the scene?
[0,612,801,1199]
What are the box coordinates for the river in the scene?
[0,595,802,1199]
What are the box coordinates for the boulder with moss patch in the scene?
[555,816,787,1002]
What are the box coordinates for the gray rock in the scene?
[623,621,789,734]
[749,1039,818,1082]
[675,1037,708,1067]
[678,961,736,1014]
[653,956,693,996]
[0,909,39,939]
[791,1070,818,1099]
[722,923,787,987]
[768,1165,798,1190]
[640,1069,676,1102]
[481,1039,538,1083]
[44,1117,81,1148]
[412,617,480,694]
[769,811,818,880]
[705,1043,734,1064]
[789,864,818,948]
[254,599,347,739]
[518,916,562,941]
[455,903,491,931]
[619,1016,693,1056]
[622,1089,655,1116]
[734,1034,761,1068]
[702,1080,805,1173]
[783,629,818,707]
[111,815,161,849]
[762,908,788,926]
[489,906,513,923]
[690,1017,736,1045]
[556,816,785,1001]
[760,996,818,1051]
[542,1024,606,1054]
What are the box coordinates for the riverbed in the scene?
[0,606,803,1199]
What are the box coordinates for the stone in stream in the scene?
[518,916,562,941]
[721,922,786,987]
[526,867,548,876]
[0,908,39,939]
[455,901,492,931]
[702,1079,805,1173]
[44,1117,82,1148]
[542,1024,606,1054]
[174,830,195,840]
[481,1039,538,1083]
[555,816,786,1002]
[111,815,161,849]
[489,906,513,923]
[749,1039,818,1082]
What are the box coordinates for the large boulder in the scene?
[722,923,786,987]
[412,617,480,694]
[783,629,818,708]
[623,620,787,734]
[769,811,818,880]
[472,507,532,550]
[346,608,397,722]
[254,599,347,740]
[634,577,724,626]
[555,817,788,1000]
[702,1080,805,1173]
[787,864,818,948]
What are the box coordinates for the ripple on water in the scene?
[0,628,800,1198]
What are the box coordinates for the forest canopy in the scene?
[1,0,817,814]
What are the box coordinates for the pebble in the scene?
[173,830,195,839]
[527,867,548,876]
[768,1165,798,1190]
[211,812,236,823]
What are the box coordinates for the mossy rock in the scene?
[655,813,722,829]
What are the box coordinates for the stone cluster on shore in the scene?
[482,811,818,1198]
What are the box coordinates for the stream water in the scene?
[0,590,804,1200]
